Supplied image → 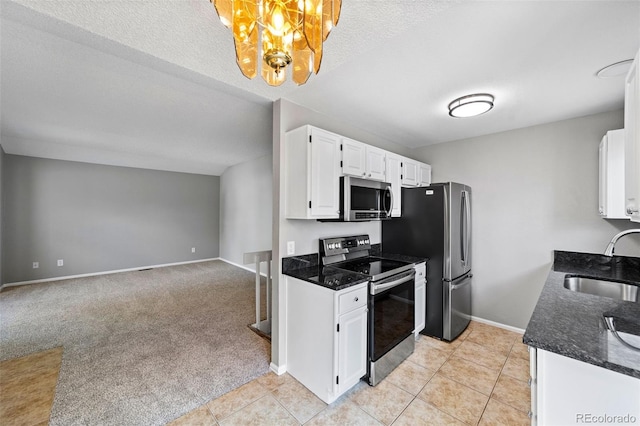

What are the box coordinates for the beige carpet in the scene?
[0,260,271,425]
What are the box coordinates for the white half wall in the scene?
[411,109,640,329]
[219,154,273,269]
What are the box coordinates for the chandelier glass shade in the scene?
[211,0,341,86]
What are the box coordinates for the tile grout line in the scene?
[474,337,515,424]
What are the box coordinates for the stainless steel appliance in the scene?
[321,176,393,221]
[319,235,415,386]
[382,182,472,341]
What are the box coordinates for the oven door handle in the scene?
[371,270,416,295]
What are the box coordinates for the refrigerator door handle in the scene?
[461,190,471,267]
[451,274,473,290]
[460,191,466,265]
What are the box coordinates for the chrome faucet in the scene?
[604,229,640,256]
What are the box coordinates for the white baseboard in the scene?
[219,258,270,278]
[471,315,526,335]
[270,362,287,375]
[1,258,221,288]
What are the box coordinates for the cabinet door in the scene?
[418,163,432,187]
[537,349,640,425]
[402,158,419,186]
[600,130,628,219]
[310,128,340,218]
[366,146,386,181]
[386,154,402,217]
[599,135,608,216]
[625,50,640,222]
[341,138,366,178]
[337,306,367,394]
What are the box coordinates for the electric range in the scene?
[319,234,416,386]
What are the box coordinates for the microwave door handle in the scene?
[385,186,394,217]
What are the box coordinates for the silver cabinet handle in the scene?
[627,207,639,214]
[354,296,359,302]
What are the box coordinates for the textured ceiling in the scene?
[1,0,639,175]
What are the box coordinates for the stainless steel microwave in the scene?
[324,176,394,221]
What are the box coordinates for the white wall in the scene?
[411,109,640,329]
[271,99,414,370]
[219,154,273,269]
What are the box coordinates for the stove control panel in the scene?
[320,234,371,257]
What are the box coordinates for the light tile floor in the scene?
[170,321,531,426]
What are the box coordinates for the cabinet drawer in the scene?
[338,286,367,315]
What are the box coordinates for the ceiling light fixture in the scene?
[448,93,494,118]
[596,59,633,79]
[211,0,341,86]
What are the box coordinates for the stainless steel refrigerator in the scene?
[382,182,472,341]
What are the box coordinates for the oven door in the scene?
[368,269,416,363]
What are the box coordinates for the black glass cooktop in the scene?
[332,256,413,281]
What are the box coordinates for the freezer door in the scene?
[444,273,472,341]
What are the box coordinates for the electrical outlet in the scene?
[191,247,196,253]
[33,262,39,269]
[287,241,295,255]
[57,259,64,267]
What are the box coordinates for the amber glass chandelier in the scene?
[211,0,341,86]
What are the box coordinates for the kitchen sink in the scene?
[563,275,639,302]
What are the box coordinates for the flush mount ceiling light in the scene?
[596,59,633,78]
[211,0,341,86]
[448,93,495,118]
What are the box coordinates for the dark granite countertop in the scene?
[282,252,369,290]
[282,264,369,291]
[282,247,426,291]
[524,250,640,379]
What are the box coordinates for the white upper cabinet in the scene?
[341,138,386,181]
[418,163,432,186]
[402,157,431,187]
[401,158,419,186]
[385,153,403,217]
[366,146,387,181]
[599,129,628,219]
[625,48,640,222]
[285,125,341,219]
[341,138,367,177]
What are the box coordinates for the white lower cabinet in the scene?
[529,347,640,425]
[414,262,426,338]
[286,277,368,403]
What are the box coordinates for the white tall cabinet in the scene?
[625,48,640,222]
[286,277,368,404]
